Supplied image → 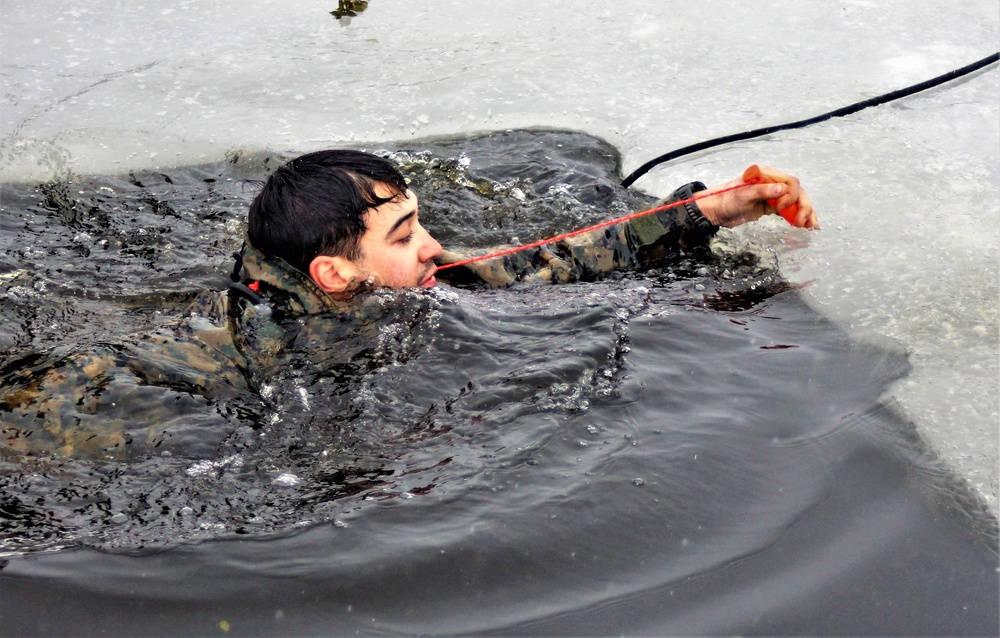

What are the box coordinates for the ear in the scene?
[309,254,361,294]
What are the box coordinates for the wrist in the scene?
[694,188,723,226]
[671,181,717,236]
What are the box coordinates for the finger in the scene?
[769,178,801,210]
[742,182,787,206]
[753,183,798,223]
[795,189,819,229]
[771,189,800,215]
[763,174,810,226]
[756,165,799,189]
[742,166,817,228]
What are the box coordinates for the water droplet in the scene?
[632,478,645,486]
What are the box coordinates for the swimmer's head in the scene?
[248,150,441,294]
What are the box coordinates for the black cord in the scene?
[621,52,1000,189]
[228,281,265,305]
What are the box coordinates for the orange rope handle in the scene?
[436,179,757,270]
[742,165,799,224]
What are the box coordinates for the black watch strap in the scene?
[671,181,717,239]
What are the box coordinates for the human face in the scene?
[352,187,442,289]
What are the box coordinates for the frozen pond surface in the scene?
[3,0,997,510]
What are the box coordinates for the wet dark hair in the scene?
[247,149,408,273]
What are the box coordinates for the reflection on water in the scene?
[0,131,996,635]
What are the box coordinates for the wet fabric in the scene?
[0,186,716,461]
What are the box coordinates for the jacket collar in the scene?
[240,244,346,315]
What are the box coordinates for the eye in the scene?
[397,231,414,245]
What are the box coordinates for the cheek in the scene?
[373,247,423,287]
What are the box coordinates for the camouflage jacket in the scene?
[0,243,366,461]
[0,184,715,460]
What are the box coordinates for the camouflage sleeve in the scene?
[0,290,259,461]
[440,182,717,288]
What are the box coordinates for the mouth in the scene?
[420,265,438,288]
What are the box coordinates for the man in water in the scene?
[241,149,815,296]
[1,148,815,460]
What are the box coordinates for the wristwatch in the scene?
[671,181,717,239]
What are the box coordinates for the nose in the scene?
[418,225,442,262]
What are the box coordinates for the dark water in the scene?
[1,130,996,635]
